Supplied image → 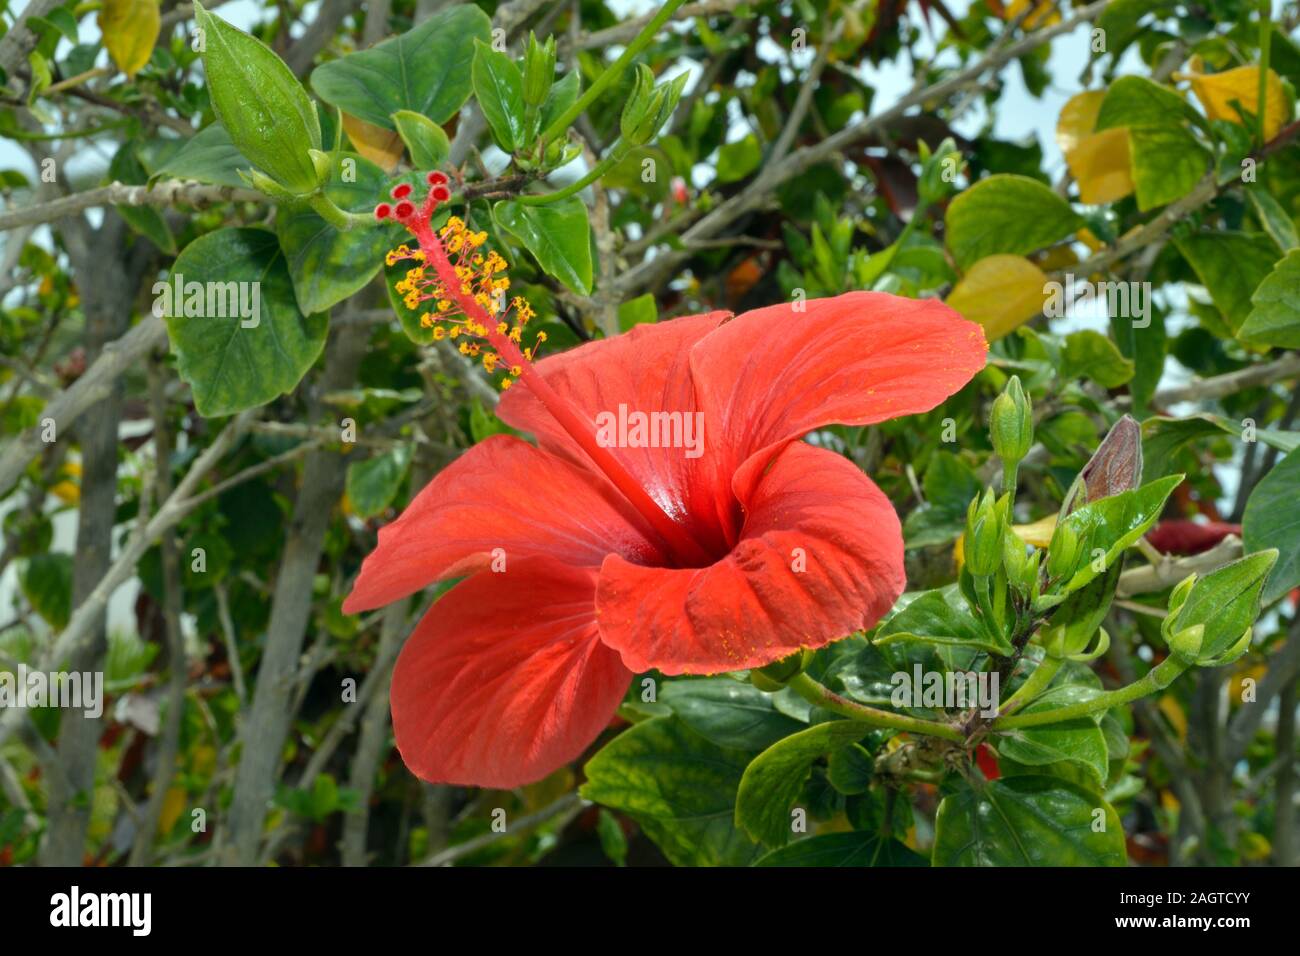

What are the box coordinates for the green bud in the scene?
[1167,623,1206,663]
[1162,550,1276,664]
[523,32,556,107]
[964,490,1003,578]
[1002,527,1032,593]
[620,67,687,145]
[917,136,961,205]
[240,167,303,202]
[1046,520,1082,583]
[308,148,333,189]
[990,375,1033,466]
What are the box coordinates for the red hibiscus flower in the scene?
[344,176,988,789]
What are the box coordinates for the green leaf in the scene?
[595,809,628,867]
[1094,76,1207,211]
[581,717,760,866]
[1127,126,1208,211]
[345,445,411,518]
[152,123,253,189]
[472,40,527,153]
[944,174,1084,270]
[276,152,399,313]
[1053,474,1183,593]
[1143,413,1300,480]
[874,584,1012,656]
[1111,307,1165,418]
[1243,448,1300,605]
[391,110,450,169]
[995,686,1110,787]
[493,197,593,294]
[162,228,328,417]
[20,553,73,630]
[660,678,805,751]
[735,721,872,847]
[755,832,926,867]
[109,143,175,253]
[539,71,581,136]
[1238,248,1300,348]
[310,6,491,130]
[1247,189,1300,253]
[1096,74,1200,129]
[826,742,874,795]
[1060,330,1134,388]
[193,1,322,194]
[716,134,762,183]
[933,776,1126,866]
[617,293,658,330]
[1175,233,1280,333]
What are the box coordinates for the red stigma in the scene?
[432,186,451,202]
[391,183,413,200]
[394,201,415,219]
[374,203,391,220]
[427,171,448,186]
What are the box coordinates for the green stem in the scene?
[1258,0,1273,148]
[307,192,376,231]
[518,142,628,205]
[1002,460,1019,500]
[997,656,1061,717]
[537,0,688,147]
[786,672,965,743]
[993,654,1189,730]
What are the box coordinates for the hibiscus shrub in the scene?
[2,0,1300,868]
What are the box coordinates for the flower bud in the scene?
[621,68,687,146]
[917,136,961,205]
[523,32,556,108]
[990,375,1033,467]
[1002,527,1032,592]
[1046,520,1082,582]
[1167,623,1206,664]
[1161,550,1276,664]
[964,490,1004,578]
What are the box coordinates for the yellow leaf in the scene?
[1055,90,1106,154]
[1228,663,1266,710]
[1067,128,1134,204]
[1158,694,1187,742]
[50,481,80,504]
[1014,514,1057,549]
[995,0,1061,29]
[159,786,187,834]
[1182,65,1289,141]
[945,254,1050,342]
[342,113,404,173]
[1057,91,1134,205]
[1239,831,1271,861]
[98,0,161,78]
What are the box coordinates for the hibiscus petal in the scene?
[690,292,987,516]
[496,310,734,553]
[342,435,663,614]
[392,558,631,789]
[595,442,904,674]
